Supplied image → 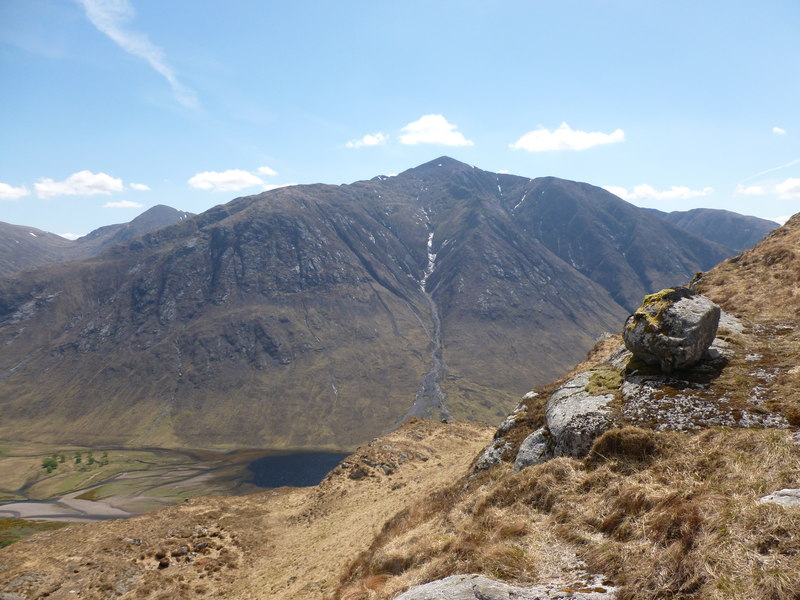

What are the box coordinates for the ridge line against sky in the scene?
[0,0,798,235]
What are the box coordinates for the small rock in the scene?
[759,488,800,507]
[157,557,170,569]
[349,466,368,480]
[474,440,510,471]
[513,428,552,472]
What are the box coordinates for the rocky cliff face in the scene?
[0,158,738,450]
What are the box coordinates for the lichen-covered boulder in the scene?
[623,287,720,373]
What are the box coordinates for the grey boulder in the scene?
[513,427,551,472]
[545,372,615,459]
[623,287,720,373]
[393,573,615,599]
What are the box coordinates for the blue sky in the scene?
[1,0,798,237]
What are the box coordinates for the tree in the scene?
[41,457,58,473]
[74,451,82,464]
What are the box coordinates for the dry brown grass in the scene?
[333,426,800,600]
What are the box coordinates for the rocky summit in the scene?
[0,158,739,450]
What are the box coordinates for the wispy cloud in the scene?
[346,132,388,149]
[773,126,787,135]
[35,170,124,198]
[740,158,800,182]
[103,199,143,208]
[77,0,199,110]
[0,182,30,200]
[400,115,474,146]
[603,184,713,201]
[770,216,791,225]
[130,182,150,191]
[58,233,84,240]
[510,122,624,152]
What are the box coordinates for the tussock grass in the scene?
[333,427,800,600]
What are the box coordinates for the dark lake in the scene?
[246,451,350,488]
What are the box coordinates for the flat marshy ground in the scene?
[0,443,272,520]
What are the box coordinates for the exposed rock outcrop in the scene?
[482,302,790,476]
[393,574,615,599]
[623,287,720,373]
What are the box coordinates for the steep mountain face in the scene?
[0,222,75,277]
[649,207,777,251]
[0,205,193,276]
[0,158,737,450]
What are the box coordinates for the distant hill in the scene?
[0,205,194,276]
[76,204,194,254]
[0,223,75,277]
[0,158,741,450]
[647,207,777,251]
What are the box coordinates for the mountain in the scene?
[0,158,737,450]
[648,207,777,251]
[0,205,194,277]
[0,222,76,277]
[75,204,194,255]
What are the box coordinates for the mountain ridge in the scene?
[0,158,747,450]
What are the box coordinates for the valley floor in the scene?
[0,420,494,600]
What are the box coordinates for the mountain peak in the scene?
[400,156,476,178]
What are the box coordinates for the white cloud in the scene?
[0,182,30,200]
[399,114,474,146]
[257,165,279,176]
[103,199,144,208]
[35,170,124,199]
[602,185,631,200]
[735,184,766,196]
[58,233,84,240]
[77,0,199,110]
[510,122,624,152]
[188,169,264,192]
[262,182,297,191]
[773,126,787,135]
[130,182,150,191]
[775,177,800,199]
[770,216,791,225]
[603,184,713,201]
[346,132,388,149]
